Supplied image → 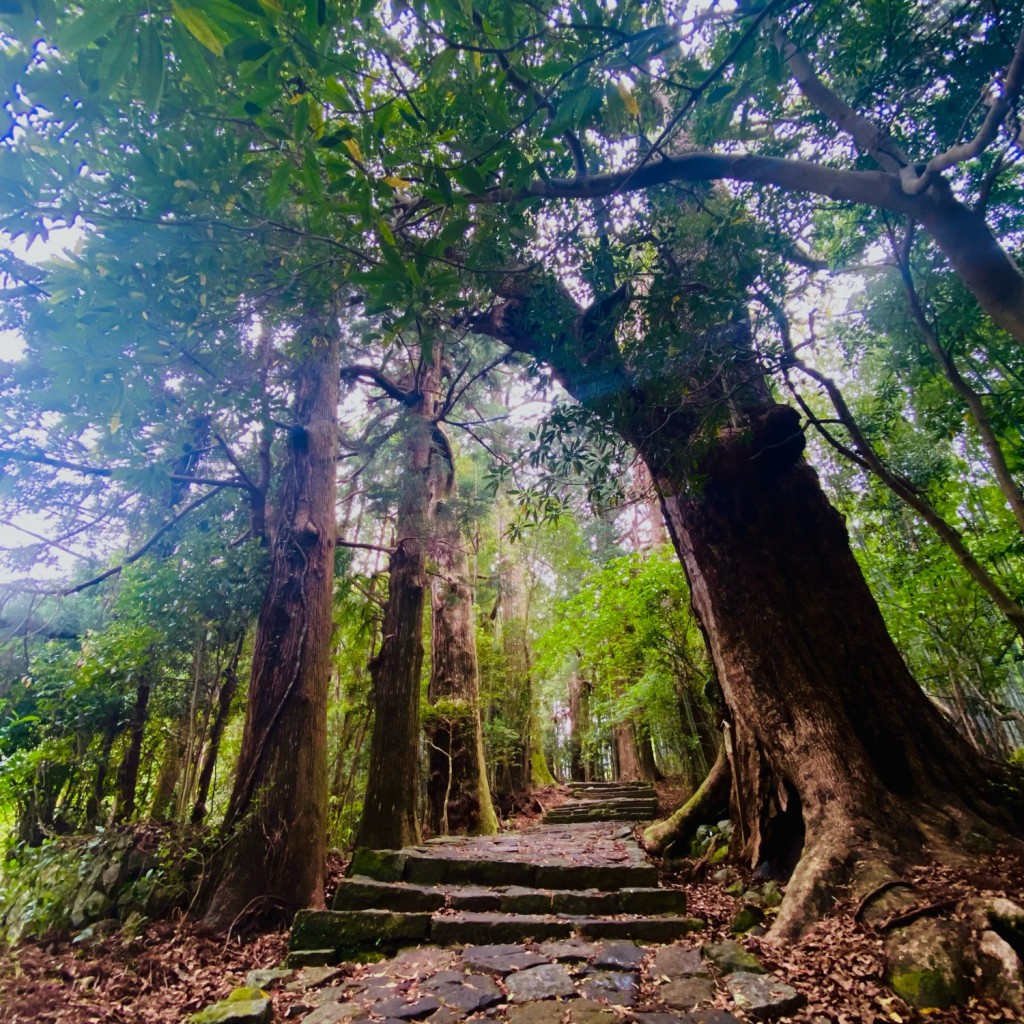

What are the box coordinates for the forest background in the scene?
[0,0,1023,967]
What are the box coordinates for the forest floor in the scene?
[0,821,1022,1024]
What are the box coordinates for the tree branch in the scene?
[902,23,1024,194]
[340,364,415,404]
[772,22,909,173]
[61,487,224,596]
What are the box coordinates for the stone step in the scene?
[290,909,706,959]
[349,847,658,890]
[333,876,686,917]
[568,782,656,792]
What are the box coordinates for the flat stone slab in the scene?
[460,944,549,974]
[659,976,716,1010]
[367,948,455,981]
[448,887,502,912]
[724,973,805,1020]
[505,1003,569,1024]
[426,977,502,1013]
[617,888,686,916]
[538,940,600,962]
[593,941,645,971]
[568,999,619,1024]
[505,963,576,1001]
[577,970,638,1005]
[302,1004,362,1024]
[633,1014,740,1024]
[651,946,708,978]
[701,941,765,975]
[368,996,442,1020]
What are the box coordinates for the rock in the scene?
[712,867,737,885]
[369,996,442,1020]
[460,943,549,974]
[577,970,638,1005]
[976,929,1024,1012]
[739,891,763,908]
[724,973,805,1020]
[593,941,645,971]
[651,946,708,978]
[633,1012,740,1024]
[246,968,293,991]
[659,976,716,1010]
[505,963,576,1001]
[288,966,346,990]
[505,1003,568,1024]
[701,941,765,975]
[729,904,764,934]
[303,1005,363,1024]
[760,882,782,909]
[422,1009,465,1024]
[568,998,618,1024]
[539,939,599,962]
[70,889,112,927]
[189,994,273,1024]
[428,981,502,1012]
[578,917,705,942]
[372,948,455,980]
[884,916,970,1010]
[723,881,744,898]
[285,949,337,968]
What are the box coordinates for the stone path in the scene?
[542,783,659,825]
[192,822,805,1023]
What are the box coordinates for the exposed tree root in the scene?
[642,745,729,856]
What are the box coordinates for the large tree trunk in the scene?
[356,348,445,851]
[612,720,642,783]
[480,289,1024,943]
[648,409,1024,938]
[204,316,339,928]
[426,456,499,836]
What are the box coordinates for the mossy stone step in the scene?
[290,909,432,958]
[431,912,705,947]
[349,848,657,890]
[333,877,685,917]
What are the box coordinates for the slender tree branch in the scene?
[336,538,396,555]
[902,23,1024,194]
[61,488,224,596]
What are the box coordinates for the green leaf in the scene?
[170,20,217,94]
[265,159,292,211]
[58,3,117,51]
[172,4,229,57]
[138,20,165,113]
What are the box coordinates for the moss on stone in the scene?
[890,969,963,1010]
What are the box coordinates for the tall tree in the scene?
[206,313,341,926]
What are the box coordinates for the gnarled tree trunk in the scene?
[204,315,339,927]
[480,286,1024,942]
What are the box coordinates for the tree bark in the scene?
[612,720,642,782]
[191,631,245,824]
[566,668,590,781]
[426,453,499,836]
[479,288,1024,942]
[204,314,339,928]
[356,346,445,851]
[115,672,151,821]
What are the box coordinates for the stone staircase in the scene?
[542,781,658,824]
[289,823,702,966]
